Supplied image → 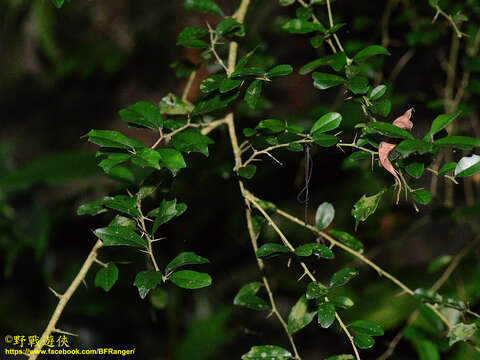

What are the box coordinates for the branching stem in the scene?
[28,240,103,360]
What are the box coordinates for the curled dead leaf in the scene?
[378,108,414,204]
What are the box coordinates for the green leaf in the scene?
[169,270,212,289]
[257,200,277,214]
[294,243,334,259]
[366,122,414,139]
[349,320,384,336]
[119,101,163,129]
[159,93,194,115]
[84,130,144,149]
[109,215,137,229]
[164,252,210,274]
[405,162,424,179]
[351,190,385,230]
[170,59,195,78]
[414,288,466,310]
[231,67,265,78]
[157,148,186,173]
[103,195,140,217]
[267,64,293,77]
[236,48,257,70]
[241,345,292,360]
[94,226,147,249]
[311,113,342,134]
[353,334,375,349]
[342,151,371,170]
[315,202,335,229]
[410,189,432,205]
[330,296,354,309]
[191,92,239,115]
[368,85,387,100]
[200,74,226,93]
[372,98,391,117]
[256,243,291,258]
[312,72,346,90]
[150,288,168,309]
[306,281,329,299]
[148,198,186,234]
[256,119,286,134]
[287,295,316,334]
[243,128,257,137]
[238,165,257,179]
[296,7,313,20]
[326,23,346,34]
[310,35,324,48]
[245,80,263,109]
[353,45,390,62]
[172,129,214,156]
[176,26,209,49]
[329,230,364,251]
[219,78,243,93]
[131,148,161,169]
[282,19,326,34]
[395,140,432,157]
[434,136,480,150]
[50,0,65,8]
[325,355,354,360]
[346,76,368,94]
[318,303,336,328]
[438,162,457,176]
[216,18,241,37]
[455,155,480,177]
[424,111,461,140]
[448,323,477,346]
[184,0,223,15]
[330,267,359,288]
[77,196,111,216]
[98,153,130,173]
[427,255,452,274]
[94,263,119,292]
[134,270,163,299]
[234,282,270,311]
[312,133,339,147]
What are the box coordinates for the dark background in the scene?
[1,0,479,359]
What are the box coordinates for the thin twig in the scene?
[246,193,361,360]
[182,70,197,101]
[28,240,103,360]
[377,240,477,360]
[272,203,453,329]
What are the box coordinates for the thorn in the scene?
[126,189,134,198]
[138,249,150,255]
[266,310,274,319]
[49,287,63,299]
[151,237,167,243]
[82,279,88,289]
[297,271,307,282]
[265,151,283,166]
[94,258,108,268]
[53,328,79,337]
